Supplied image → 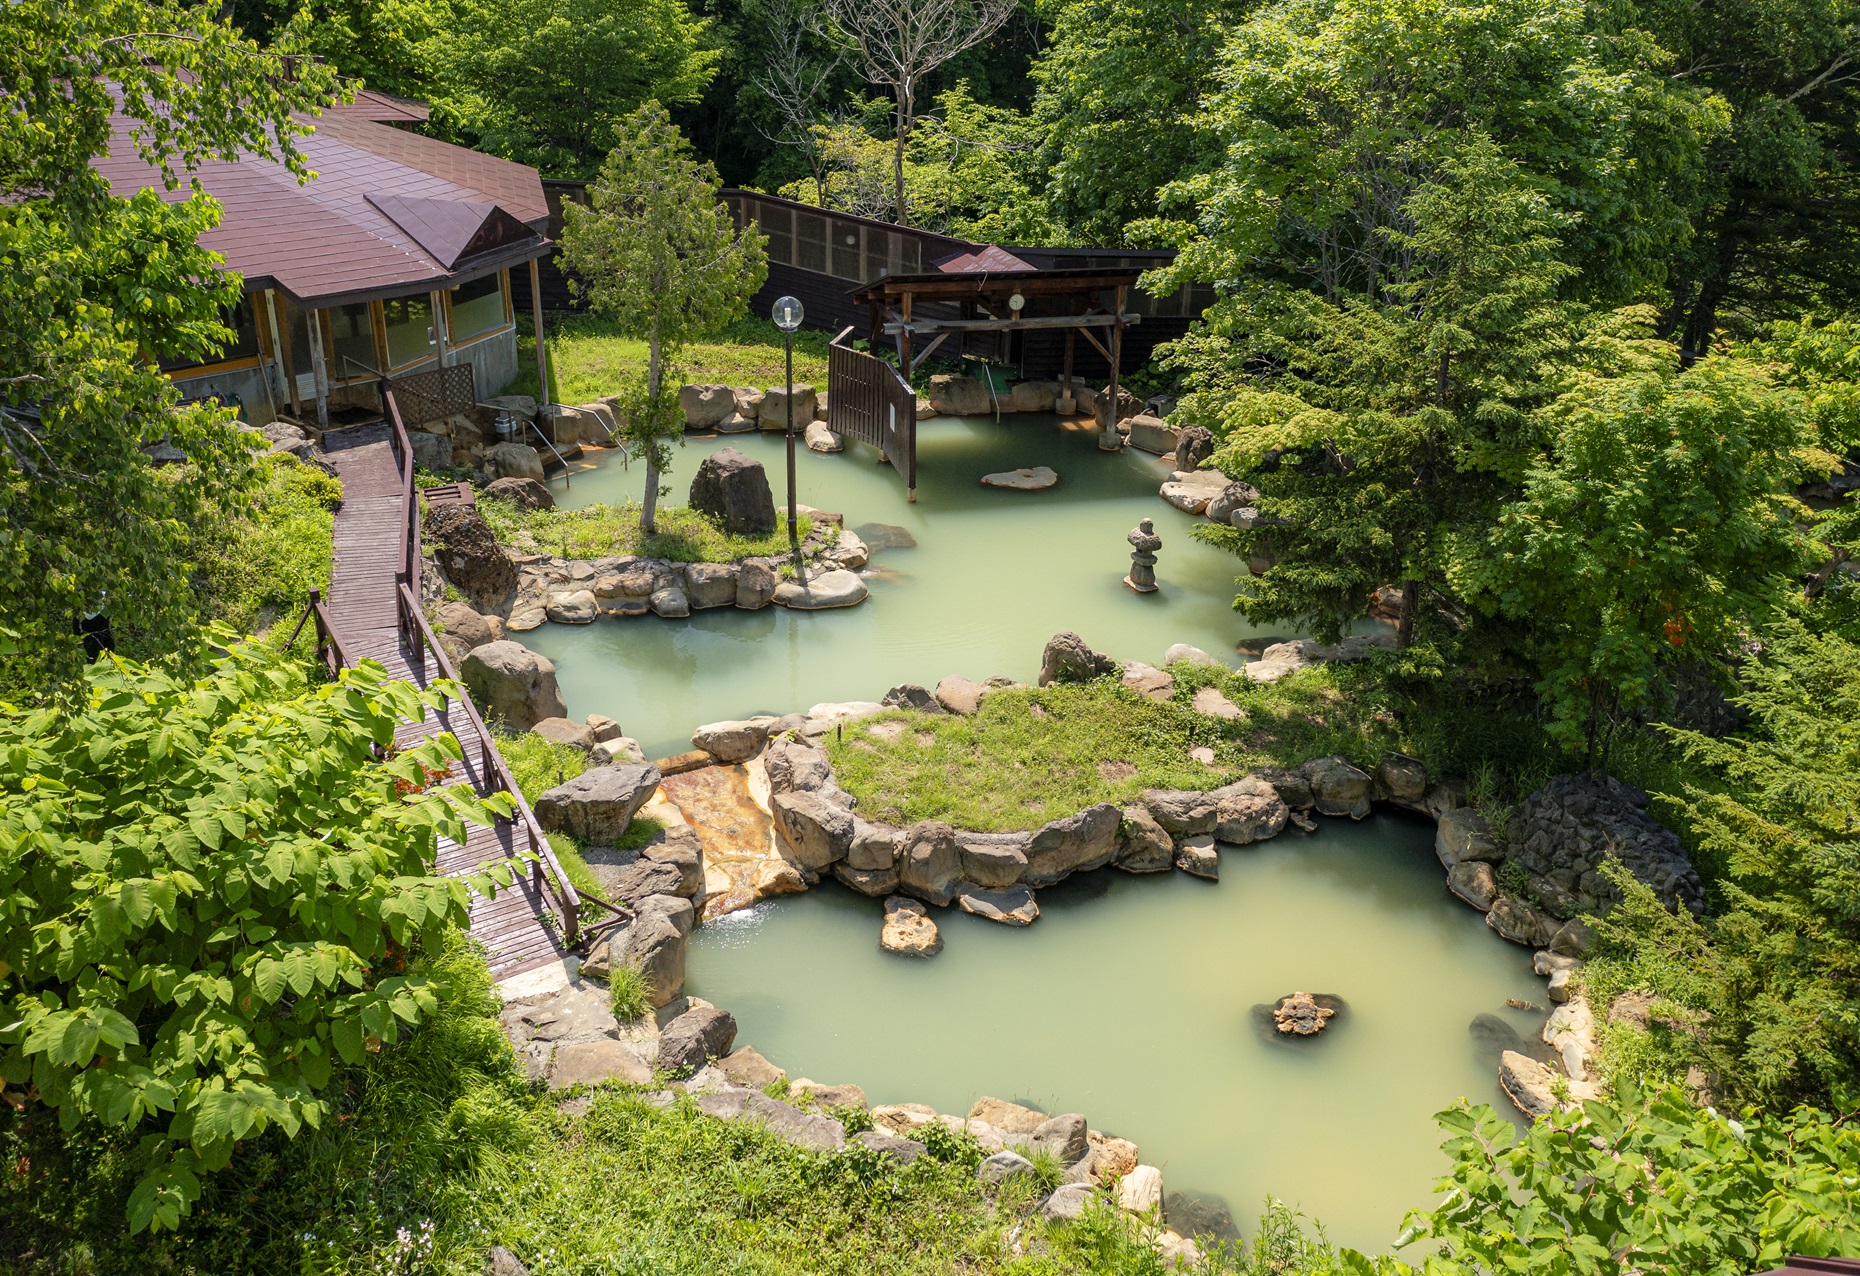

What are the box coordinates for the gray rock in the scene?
[1250,766,1316,810]
[693,1087,846,1151]
[1039,631,1116,686]
[437,602,499,652]
[934,675,989,714]
[486,1245,532,1276]
[881,683,942,713]
[544,589,598,624]
[898,820,965,906]
[1435,807,1499,867]
[634,893,695,936]
[461,641,566,731]
[771,789,854,873]
[1163,643,1221,668]
[619,908,687,1007]
[1115,806,1176,872]
[643,828,704,896]
[1023,803,1121,886]
[426,503,518,611]
[833,862,900,895]
[1175,426,1215,472]
[957,832,1031,887]
[656,1005,738,1074]
[805,420,843,453]
[718,1045,785,1088]
[773,568,868,609]
[679,383,734,429]
[604,858,687,905]
[649,586,690,618]
[763,736,833,793]
[735,561,778,609]
[1487,895,1558,947]
[1375,753,1429,805]
[692,718,771,764]
[760,383,817,430]
[481,441,544,482]
[1126,413,1180,456]
[880,894,941,955]
[1448,860,1499,910]
[590,736,646,766]
[846,819,901,871]
[1142,789,1218,836]
[1205,481,1259,525]
[855,1129,925,1163]
[689,447,776,535]
[1214,790,1287,844]
[409,430,452,470]
[1550,918,1598,957]
[1191,685,1243,720]
[1505,773,1705,917]
[535,762,663,845]
[1175,835,1219,879]
[979,1149,1036,1186]
[1043,1182,1097,1221]
[1300,756,1373,819]
[546,1038,652,1089]
[481,476,554,511]
[1499,1049,1561,1119]
[957,885,1039,925]
[685,562,740,610]
[1031,1112,1090,1164]
[1122,662,1176,700]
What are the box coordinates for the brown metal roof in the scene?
[326,89,433,126]
[932,244,1037,273]
[92,108,550,309]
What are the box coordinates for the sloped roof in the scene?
[326,89,432,126]
[932,244,1038,273]
[92,108,550,309]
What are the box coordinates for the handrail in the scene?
[282,587,352,680]
[378,376,626,947]
[524,418,573,487]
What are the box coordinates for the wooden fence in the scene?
[827,337,919,500]
[388,362,477,430]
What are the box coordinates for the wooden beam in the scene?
[1077,324,1113,364]
[909,331,951,371]
[430,289,449,368]
[529,258,550,407]
[264,289,300,418]
[307,308,330,428]
[880,312,1142,335]
[853,273,1145,302]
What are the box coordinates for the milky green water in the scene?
[687,813,1548,1252]
[527,417,1275,759]
[530,418,1546,1251]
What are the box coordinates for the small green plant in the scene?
[832,1105,874,1135]
[607,965,651,1023]
[762,1077,791,1099]
[1025,1146,1065,1193]
[1495,861,1531,897]
[915,1119,984,1169]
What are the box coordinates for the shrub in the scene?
[0,641,510,1231]
[191,455,342,633]
[607,965,651,1023]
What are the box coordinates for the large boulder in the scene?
[436,601,498,652]
[1116,806,1175,872]
[1008,380,1061,412]
[1300,756,1373,819]
[482,441,545,482]
[772,569,868,609]
[692,718,771,763]
[684,562,740,610]
[897,821,965,906]
[655,1005,737,1074]
[544,590,598,624]
[1504,773,1705,917]
[1125,415,1181,456]
[425,503,517,610]
[482,476,554,511]
[460,641,565,730]
[759,383,817,430]
[1205,482,1258,525]
[534,762,663,845]
[1214,790,1288,844]
[679,383,734,429]
[410,430,451,470]
[1023,803,1121,886]
[1093,386,1142,428]
[617,908,686,1008]
[957,832,1030,888]
[958,886,1039,925]
[1038,631,1115,686]
[762,736,833,793]
[735,561,778,609]
[881,895,942,956]
[1175,426,1215,471]
[688,448,777,535]
[1435,808,1498,867]
[927,373,994,417]
[1030,1112,1090,1165]
[847,820,901,871]
[934,676,989,715]
[772,790,854,873]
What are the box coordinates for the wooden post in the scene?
[898,290,912,379]
[307,307,330,428]
[264,290,300,418]
[430,288,449,368]
[1107,284,1126,431]
[1062,325,1076,402]
[529,257,551,406]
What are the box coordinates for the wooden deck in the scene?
[322,423,570,981]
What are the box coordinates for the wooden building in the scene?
[94,91,554,427]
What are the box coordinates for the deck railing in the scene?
[379,377,628,947]
[826,337,918,499]
[282,586,352,680]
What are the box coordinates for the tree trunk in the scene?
[892,79,913,225]
[1395,579,1421,649]
[644,330,662,534]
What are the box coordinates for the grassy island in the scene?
[478,495,815,564]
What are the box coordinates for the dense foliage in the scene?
[0,645,508,1231]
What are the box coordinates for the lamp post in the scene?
[773,295,806,582]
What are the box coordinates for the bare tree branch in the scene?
[747,0,846,203]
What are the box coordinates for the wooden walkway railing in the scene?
[826,337,918,500]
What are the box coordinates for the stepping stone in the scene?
[981,466,1058,490]
[507,608,546,631]
[1192,686,1243,720]
[957,886,1039,926]
[881,895,941,956]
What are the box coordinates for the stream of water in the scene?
[527,417,1270,759]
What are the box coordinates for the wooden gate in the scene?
[827,339,918,500]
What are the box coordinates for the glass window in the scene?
[831,221,861,280]
[448,274,506,343]
[159,295,260,371]
[759,203,793,265]
[326,302,378,378]
[381,294,435,368]
[796,213,826,273]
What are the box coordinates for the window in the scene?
[381,293,436,368]
[831,222,861,280]
[159,294,261,371]
[796,213,827,273]
[325,302,377,379]
[448,274,506,343]
[759,203,793,266]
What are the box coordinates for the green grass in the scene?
[497,727,586,800]
[607,965,651,1022]
[504,316,833,405]
[191,454,341,634]
[479,492,814,564]
[825,667,1401,831]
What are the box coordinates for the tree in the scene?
[1028,0,1248,246]
[425,0,717,176]
[274,0,448,103]
[747,0,847,205]
[1465,350,1812,753]
[0,643,510,1232]
[558,105,768,534]
[1163,137,1586,650]
[1382,1087,1860,1275]
[822,0,1016,225]
[0,0,340,700]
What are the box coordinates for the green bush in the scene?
[607,965,651,1023]
[478,492,812,564]
[0,642,511,1232]
[191,454,342,633]
[494,727,586,803]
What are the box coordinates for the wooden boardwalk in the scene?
[321,423,571,982]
